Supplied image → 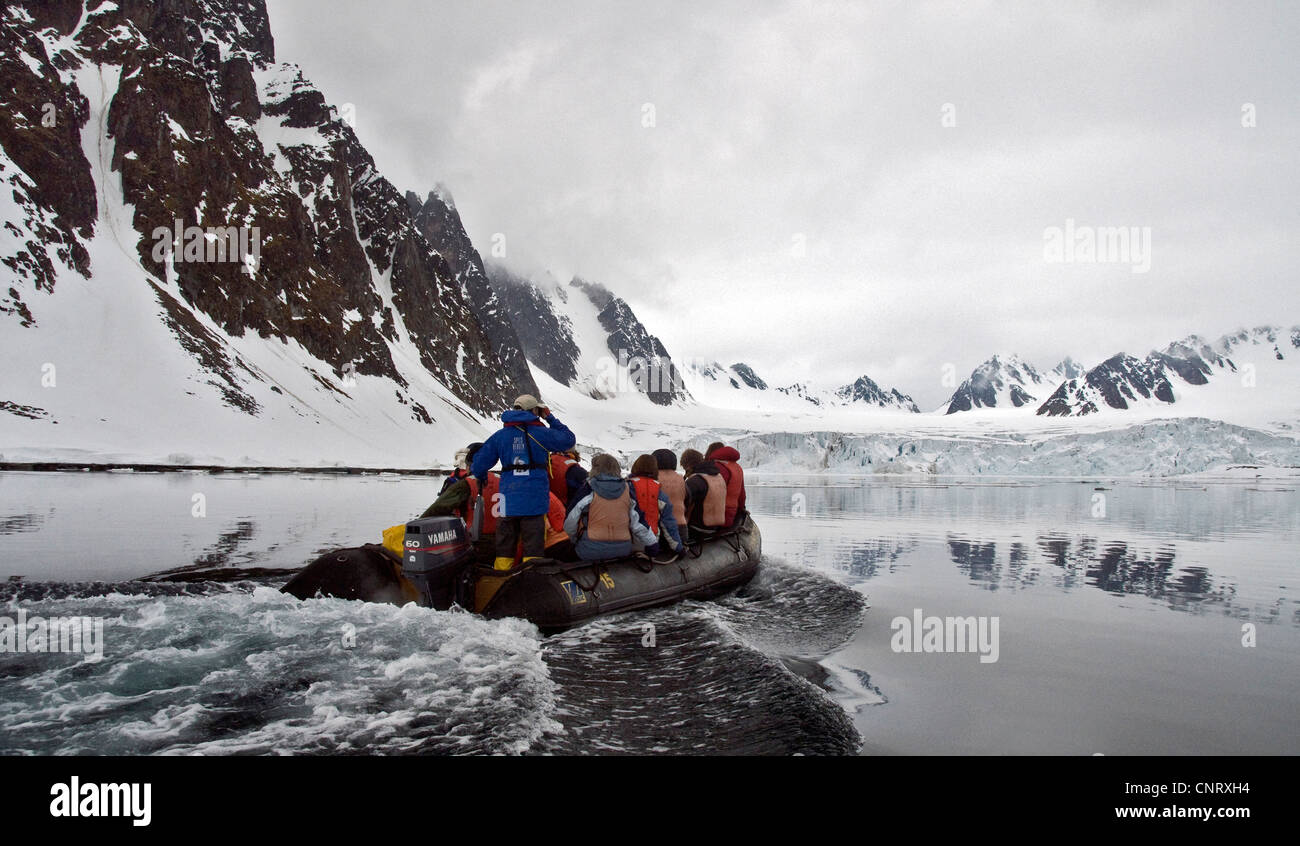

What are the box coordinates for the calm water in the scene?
[0,470,1296,754]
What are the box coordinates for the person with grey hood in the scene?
[564,453,660,561]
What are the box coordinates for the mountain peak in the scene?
[945,354,1047,413]
[836,374,920,413]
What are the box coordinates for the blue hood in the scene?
[590,474,627,499]
[500,409,539,425]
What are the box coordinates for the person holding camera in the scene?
[470,394,576,570]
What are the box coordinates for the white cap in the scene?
[513,394,542,410]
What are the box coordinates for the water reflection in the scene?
[845,539,918,581]
[0,510,49,534]
[748,477,1298,627]
[944,533,1251,617]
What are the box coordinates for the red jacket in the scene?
[708,446,746,525]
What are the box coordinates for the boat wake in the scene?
[0,559,866,755]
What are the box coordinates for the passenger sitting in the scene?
[541,491,576,561]
[653,448,689,543]
[548,448,589,511]
[628,454,684,555]
[564,453,659,561]
[705,443,748,527]
[680,448,728,535]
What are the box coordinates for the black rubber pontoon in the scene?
[479,515,761,632]
[282,514,761,632]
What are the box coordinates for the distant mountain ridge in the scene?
[1,0,1295,471]
[679,359,919,413]
[1039,326,1299,417]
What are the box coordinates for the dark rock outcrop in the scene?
[945,355,1048,414]
[485,264,580,387]
[571,277,688,405]
[408,189,537,397]
[0,5,96,323]
[2,0,525,416]
[836,375,919,412]
[1038,353,1176,416]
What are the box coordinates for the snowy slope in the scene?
[1040,326,1300,427]
[943,353,1055,414]
[680,359,918,414]
[0,60,487,467]
[2,3,1296,477]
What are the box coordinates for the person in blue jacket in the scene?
[470,394,577,570]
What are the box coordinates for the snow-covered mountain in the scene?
[0,0,531,465]
[406,187,537,397]
[485,264,580,388]
[1051,357,1086,382]
[943,354,1053,413]
[1,1,1295,475]
[836,375,920,413]
[775,382,827,407]
[678,359,918,413]
[1039,326,1300,419]
[487,266,689,406]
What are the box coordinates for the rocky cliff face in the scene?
[485,263,579,387]
[0,3,96,324]
[945,354,1050,414]
[407,188,537,398]
[1038,353,1175,416]
[570,277,689,405]
[2,0,524,419]
[837,375,919,413]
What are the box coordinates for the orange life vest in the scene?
[465,474,502,534]
[630,476,661,534]
[713,459,745,525]
[548,453,576,501]
[657,470,686,527]
[586,485,631,542]
[544,492,569,547]
[692,472,727,527]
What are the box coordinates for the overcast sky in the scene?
[267,0,1297,408]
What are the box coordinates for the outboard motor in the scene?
[402,516,475,609]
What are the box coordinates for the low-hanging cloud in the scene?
[268,0,1298,407]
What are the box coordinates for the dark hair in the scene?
[680,448,704,474]
[705,442,724,458]
[652,448,677,472]
[591,453,621,476]
[630,454,658,478]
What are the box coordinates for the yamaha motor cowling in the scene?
[402,516,475,609]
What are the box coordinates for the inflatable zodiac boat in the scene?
[282,513,762,633]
